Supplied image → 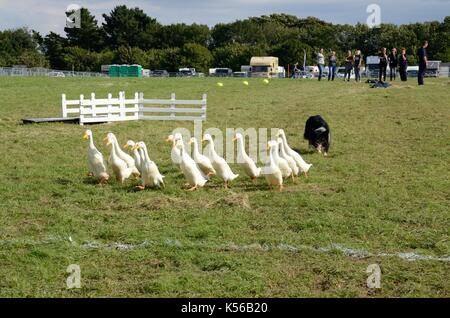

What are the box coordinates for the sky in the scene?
[0,0,449,35]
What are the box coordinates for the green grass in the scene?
[0,76,449,297]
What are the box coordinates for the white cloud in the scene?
[0,0,448,35]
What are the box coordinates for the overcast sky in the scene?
[0,0,449,35]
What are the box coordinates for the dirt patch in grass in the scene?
[206,192,251,209]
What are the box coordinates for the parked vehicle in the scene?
[406,66,419,77]
[178,68,196,77]
[277,66,286,78]
[233,72,248,77]
[250,57,279,78]
[48,71,65,77]
[151,70,169,77]
[210,68,233,77]
[142,69,150,77]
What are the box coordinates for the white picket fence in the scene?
[62,91,207,125]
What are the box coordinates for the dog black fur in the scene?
[304,115,331,155]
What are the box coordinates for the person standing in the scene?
[389,48,398,81]
[354,50,362,82]
[417,40,428,86]
[317,48,325,81]
[399,48,408,82]
[328,51,337,81]
[292,62,300,79]
[344,50,353,82]
[379,47,388,82]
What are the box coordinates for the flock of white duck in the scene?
[83,129,312,192]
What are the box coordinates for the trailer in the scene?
[250,57,279,78]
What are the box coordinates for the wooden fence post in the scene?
[139,92,144,119]
[79,94,85,126]
[134,92,139,120]
[61,94,67,118]
[119,91,125,119]
[91,93,96,118]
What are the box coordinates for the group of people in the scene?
[310,40,429,85]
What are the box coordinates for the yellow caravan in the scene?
[250,56,279,78]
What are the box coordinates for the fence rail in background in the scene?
[62,92,207,125]
[0,67,107,78]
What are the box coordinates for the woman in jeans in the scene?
[344,50,353,82]
[354,50,362,82]
[328,51,337,81]
[317,48,325,81]
[389,48,398,81]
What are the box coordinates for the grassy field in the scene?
[0,76,449,297]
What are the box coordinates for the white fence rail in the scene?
[62,92,207,125]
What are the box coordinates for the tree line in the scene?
[0,5,449,72]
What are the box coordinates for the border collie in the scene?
[304,115,331,156]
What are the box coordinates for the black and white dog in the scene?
[304,115,331,156]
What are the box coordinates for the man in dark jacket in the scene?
[417,40,428,86]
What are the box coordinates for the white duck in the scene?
[189,137,216,177]
[233,133,261,181]
[265,141,283,192]
[83,130,109,185]
[276,129,312,177]
[166,134,182,168]
[123,140,142,175]
[175,139,208,191]
[277,137,299,179]
[203,134,239,189]
[106,133,140,178]
[270,139,292,179]
[133,142,165,190]
[105,134,134,184]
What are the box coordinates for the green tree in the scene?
[270,40,313,67]
[65,8,105,51]
[63,47,101,71]
[0,28,48,67]
[158,23,210,48]
[179,43,213,72]
[102,5,161,49]
[213,43,266,71]
[116,46,146,65]
[43,32,69,69]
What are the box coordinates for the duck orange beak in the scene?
[123,144,129,149]
[131,144,140,151]
[83,133,89,140]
